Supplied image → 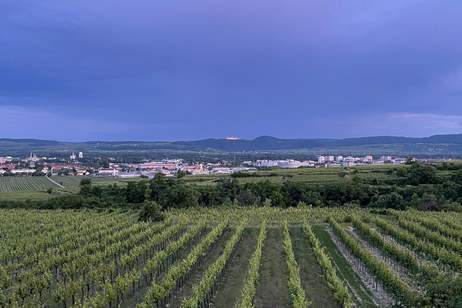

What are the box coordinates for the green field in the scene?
[1,207,461,307]
[182,165,399,186]
[0,176,141,200]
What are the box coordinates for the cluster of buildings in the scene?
[0,151,411,178]
[98,160,258,178]
[246,155,407,169]
[97,159,208,178]
[316,155,408,167]
[0,152,89,176]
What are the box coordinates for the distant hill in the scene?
[1,134,462,156]
[174,134,462,151]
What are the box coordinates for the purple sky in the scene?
[1,1,462,141]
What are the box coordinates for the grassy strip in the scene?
[236,220,267,308]
[283,221,309,307]
[181,220,248,307]
[303,221,352,307]
[313,226,376,307]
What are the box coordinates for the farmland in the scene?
[182,165,399,186]
[1,208,461,307]
[0,176,139,193]
[0,164,459,202]
[0,167,388,196]
[0,177,57,193]
[0,176,139,200]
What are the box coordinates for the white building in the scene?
[327,155,335,162]
[256,160,278,168]
[318,156,326,163]
[98,169,119,176]
[364,155,373,163]
[118,172,141,178]
[210,167,233,174]
[11,169,36,175]
[78,152,84,159]
[277,160,302,169]
[342,161,356,167]
[380,156,393,162]
[336,156,344,162]
[70,153,77,161]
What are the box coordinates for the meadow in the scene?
[1,207,461,307]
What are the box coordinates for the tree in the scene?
[216,178,240,203]
[138,200,165,222]
[405,163,438,185]
[149,173,173,202]
[411,193,442,211]
[79,179,92,196]
[126,181,147,203]
[164,184,199,208]
[236,189,257,206]
[373,192,405,210]
[144,184,152,201]
[176,170,187,178]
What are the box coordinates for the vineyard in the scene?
[0,208,461,307]
[0,177,58,193]
[0,176,140,193]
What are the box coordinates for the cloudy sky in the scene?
[1,0,462,141]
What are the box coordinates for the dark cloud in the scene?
[1,0,461,140]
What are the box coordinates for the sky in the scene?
[1,0,462,141]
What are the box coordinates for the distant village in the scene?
[0,151,419,178]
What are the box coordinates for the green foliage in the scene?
[182,220,247,307]
[425,276,462,308]
[79,178,92,196]
[373,217,462,270]
[138,200,164,222]
[303,221,352,307]
[2,207,462,307]
[237,220,267,308]
[176,170,187,178]
[3,162,462,212]
[372,192,405,209]
[142,221,229,305]
[329,217,421,306]
[404,162,438,185]
[282,221,310,307]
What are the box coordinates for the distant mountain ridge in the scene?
[1,134,462,155]
[174,134,462,151]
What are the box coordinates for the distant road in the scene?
[45,176,65,188]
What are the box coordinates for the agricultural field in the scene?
[0,177,57,193]
[1,208,461,307]
[182,165,400,186]
[0,176,140,200]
